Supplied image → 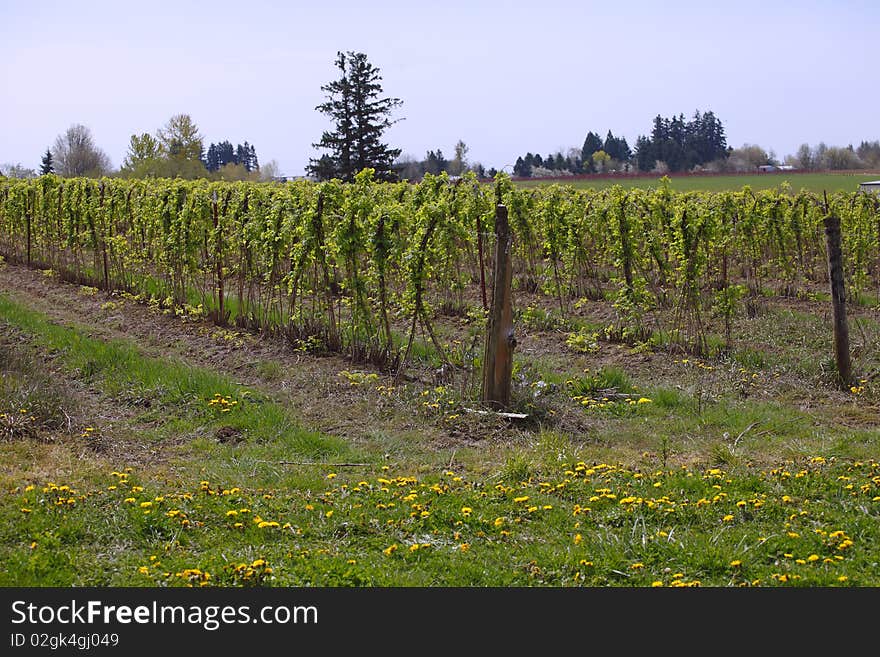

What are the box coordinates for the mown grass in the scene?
[516,172,880,194]
[1,292,879,587]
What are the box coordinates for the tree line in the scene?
[2,116,273,182]
[2,49,878,183]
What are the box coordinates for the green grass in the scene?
[1,292,879,587]
[3,453,877,586]
[516,172,880,194]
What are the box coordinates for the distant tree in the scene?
[822,146,863,170]
[40,148,54,175]
[1,163,38,179]
[393,154,424,181]
[158,114,204,162]
[603,131,630,163]
[792,143,814,170]
[205,144,220,172]
[307,50,403,182]
[450,140,469,176]
[726,144,771,171]
[592,149,611,173]
[636,110,728,172]
[121,132,162,174]
[513,156,529,177]
[215,141,235,169]
[581,132,604,171]
[308,154,336,181]
[424,149,447,175]
[856,140,880,168]
[633,135,654,172]
[51,124,111,177]
[217,163,252,181]
[247,143,259,172]
[258,159,281,182]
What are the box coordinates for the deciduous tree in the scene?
[51,124,111,177]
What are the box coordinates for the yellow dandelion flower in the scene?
[651,581,664,587]
[383,544,398,556]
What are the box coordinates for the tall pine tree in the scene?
[308,51,403,182]
[40,148,54,175]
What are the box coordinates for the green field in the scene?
[517,171,880,194]
[2,174,879,588]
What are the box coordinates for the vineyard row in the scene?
[1,171,878,367]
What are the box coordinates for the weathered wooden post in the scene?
[481,203,516,409]
[823,193,852,388]
[211,191,225,325]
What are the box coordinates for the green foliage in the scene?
[0,175,877,371]
[308,51,403,182]
[565,327,600,353]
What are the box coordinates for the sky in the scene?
[2,0,878,177]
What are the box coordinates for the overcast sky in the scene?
[2,0,877,176]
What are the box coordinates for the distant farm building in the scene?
[758,164,796,172]
[859,180,880,194]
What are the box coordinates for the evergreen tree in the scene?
[40,148,54,175]
[634,135,654,172]
[235,143,248,169]
[581,132,603,171]
[424,149,447,175]
[637,110,728,172]
[217,141,235,168]
[603,131,632,163]
[205,144,220,172]
[308,50,403,182]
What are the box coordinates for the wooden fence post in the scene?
[211,191,225,325]
[481,204,516,409]
[822,196,852,388]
